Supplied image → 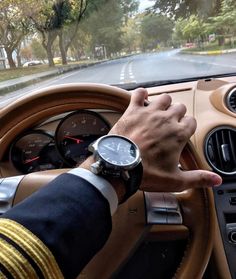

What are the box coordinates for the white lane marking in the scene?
[119,61,136,84]
[171,56,236,69]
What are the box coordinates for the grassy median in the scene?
[183,43,236,53]
[0,65,56,83]
[0,60,97,83]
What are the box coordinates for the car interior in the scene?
[1,0,236,278]
[0,77,235,279]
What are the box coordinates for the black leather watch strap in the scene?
[119,162,143,204]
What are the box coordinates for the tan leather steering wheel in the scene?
[0,84,215,279]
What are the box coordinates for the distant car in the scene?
[67,57,76,62]
[185,42,195,48]
[23,60,43,67]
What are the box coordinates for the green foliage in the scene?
[84,0,124,57]
[119,0,139,22]
[208,0,236,35]
[173,15,206,42]
[141,14,173,50]
[121,16,141,52]
[152,0,222,18]
[31,39,47,61]
[0,1,31,67]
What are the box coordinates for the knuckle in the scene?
[159,93,172,104]
[176,125,187,141]
[182,116,197,134]
[178,103,187,113]
[174,102,186,111]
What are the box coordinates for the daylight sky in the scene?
[139,0,154,12]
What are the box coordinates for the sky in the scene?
[138,0,154,12]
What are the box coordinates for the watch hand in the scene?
[64,136,84,144]
[117,143,121,151]
[24,156,40,164]
[104,144,116,152]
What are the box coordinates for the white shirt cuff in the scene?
[68,168,118,215]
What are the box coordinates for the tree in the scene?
[121,16,141,53]
[141,14,173,50]
[0,1,30,68]
[23,0,69,66]
[20,46,32,61]
[206,0,236,46]
[31,39,47,61]
[84,0,124,58]
[119,0,139,23]
[70,28,92,60]
[151,0,222,19]
[183,15,206,43]
[57,0,92,65]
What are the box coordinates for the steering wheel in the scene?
[0,84,215,279]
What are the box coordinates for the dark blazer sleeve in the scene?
[0,173,112,279]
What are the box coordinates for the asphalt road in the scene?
[2,49,236,105]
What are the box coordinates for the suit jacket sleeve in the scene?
[0,173,112,279]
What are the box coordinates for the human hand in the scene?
[110,88,222,192]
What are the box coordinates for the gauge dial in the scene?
[55,110,110,166]
[10,131,63,174]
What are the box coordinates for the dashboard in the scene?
[8,110,111,174]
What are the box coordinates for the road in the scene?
[2,49,236,105]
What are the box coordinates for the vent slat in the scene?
[205,127,236,175]
[215,132,224,170]
[226,89,236,113]
[228,130,236,166]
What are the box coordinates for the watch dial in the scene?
[98,136,137,167]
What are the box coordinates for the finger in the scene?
[150,93,172,110]
[181,170,222,190]
[130,88,148,107]
[179,115,197,138]
[167,103,187,121]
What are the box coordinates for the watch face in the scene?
[97,136,139,167]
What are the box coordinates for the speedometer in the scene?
[55,110,110,166]
[10,131,63,174]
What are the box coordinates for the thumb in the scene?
[181,170,222,189]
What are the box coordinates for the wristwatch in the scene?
[88,135,143,203]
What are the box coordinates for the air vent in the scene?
[205,127,236,175]
[226,88,236,112]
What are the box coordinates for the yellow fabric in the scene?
[0,238,37,278]
[0,271,7,279]
[0,218,64,279]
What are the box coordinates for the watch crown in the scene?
[88,143,95,152]
[91,160,103,174]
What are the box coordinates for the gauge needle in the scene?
[64,136,84,144]
[24,156,40,164]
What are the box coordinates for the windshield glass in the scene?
[1,0,236,97]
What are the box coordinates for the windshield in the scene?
[1,0,236,97]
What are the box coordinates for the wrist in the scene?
[79,156,126,203]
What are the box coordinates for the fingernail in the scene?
[212,175,222,187]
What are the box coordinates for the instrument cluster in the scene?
[9,110,110,174]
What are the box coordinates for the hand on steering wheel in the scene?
[110,88,222,192]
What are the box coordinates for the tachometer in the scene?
[10,131,63,174]
[55,110,110,166]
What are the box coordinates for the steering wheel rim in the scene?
[0,83,215,279]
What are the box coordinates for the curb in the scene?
[0,61,103,95]
[181,48,236,55]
